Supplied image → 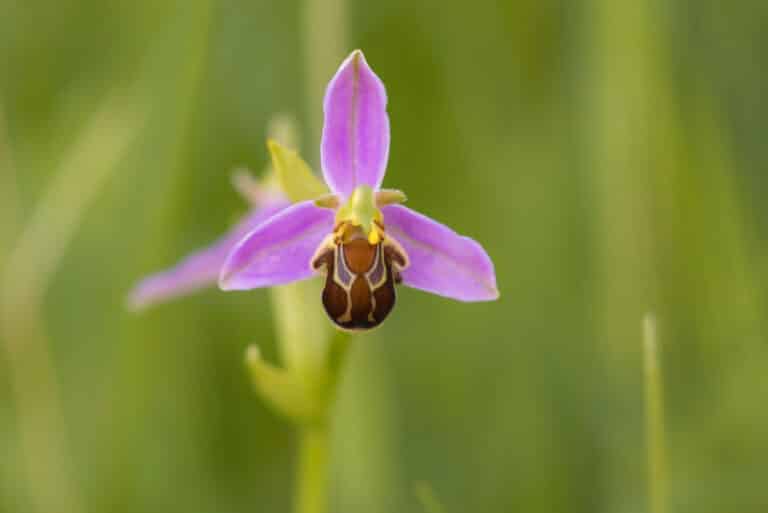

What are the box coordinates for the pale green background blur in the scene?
[1,1,767,512]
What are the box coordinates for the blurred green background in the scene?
[1,0,767,512]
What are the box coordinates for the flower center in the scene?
[334,185,383,245]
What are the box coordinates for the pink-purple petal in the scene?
[128,201,288,310]
[321,50,390,197]
[382,205,499,302]
[219,201,335,290]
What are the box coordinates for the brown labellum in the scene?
[312,229,407,331]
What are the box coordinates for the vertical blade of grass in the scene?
[585,0,680,503]
[587,0,661,361]
[643,313,666,513]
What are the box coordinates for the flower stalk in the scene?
[130,48,498,513]
[246,117,348,513]
[296,425,330,513]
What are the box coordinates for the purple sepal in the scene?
[382,204,499,302]
[128,201,288,310]
[219,200,335,290]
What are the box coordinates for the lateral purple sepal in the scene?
[219,201,335,290]
[382,204,499,302]
[128,201,288,309]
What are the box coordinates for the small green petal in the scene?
[267,139,328,202]
[314,194,340,209]
[375,189,407,206]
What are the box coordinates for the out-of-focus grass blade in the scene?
[643,314,666,513]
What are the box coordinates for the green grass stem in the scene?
[643,313,667,513]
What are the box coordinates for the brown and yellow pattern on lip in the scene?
[312,222,407,331]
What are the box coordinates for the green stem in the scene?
[295,424,330,513]
[643,314,667,513]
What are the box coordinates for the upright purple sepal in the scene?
[219,201,335,290]
[321,50,390,198]
[382,205,499,302]
[128,202,287,310]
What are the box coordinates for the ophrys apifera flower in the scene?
[131,50,498,330]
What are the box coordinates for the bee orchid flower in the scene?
[130,50,498,330]
[219,50,498,330]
